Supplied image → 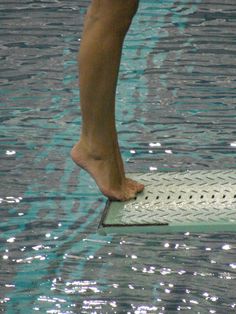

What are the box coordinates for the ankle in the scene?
[73,139,115,161]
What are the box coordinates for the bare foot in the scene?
[114,141,144,194]
[126,178,144,193]
[71,141,143,201]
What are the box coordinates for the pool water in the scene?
[1,0,236,313]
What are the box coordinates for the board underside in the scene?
[98,170,236,235]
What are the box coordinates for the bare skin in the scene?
[71,0,144,201]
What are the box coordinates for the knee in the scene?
[88,0,139,34]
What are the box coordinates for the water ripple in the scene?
[1,0,236,313]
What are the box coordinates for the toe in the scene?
[105,188,135,202]
[126,178,144,193]
[125,189,137,201]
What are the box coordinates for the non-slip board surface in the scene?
[98,170,236,235]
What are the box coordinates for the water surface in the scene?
[1,0,236,313]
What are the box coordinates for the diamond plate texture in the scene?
[100,170,236,231]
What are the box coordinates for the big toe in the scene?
[105,187,136,202]
[123,188,137,201]
[126,178,144,193]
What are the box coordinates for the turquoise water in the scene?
[1,0,236,313]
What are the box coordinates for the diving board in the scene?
[98,170,236,235]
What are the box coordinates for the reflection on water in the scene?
[1,0,236,313]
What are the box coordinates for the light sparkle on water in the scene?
[6,150,16,155]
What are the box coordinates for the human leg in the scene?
[71,0,144,201]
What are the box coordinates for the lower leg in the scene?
[71,0,144,200]
[79,0,139,154]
